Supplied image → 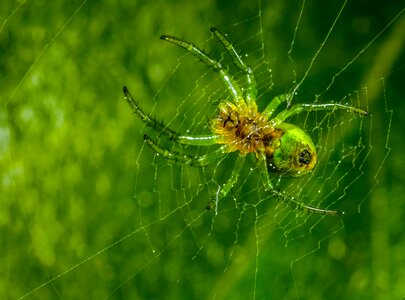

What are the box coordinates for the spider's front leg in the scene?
[257,152,344,215]
[210,27,258,106]
[274,102,368,125]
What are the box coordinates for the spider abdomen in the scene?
[266,122,318,176]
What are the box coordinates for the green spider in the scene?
[123,27,367,215]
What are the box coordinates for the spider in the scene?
[123,27,367,215]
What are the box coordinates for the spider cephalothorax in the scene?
[124,27,367,214]
[212,101,280,154]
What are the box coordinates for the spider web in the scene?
[1,0,404,299]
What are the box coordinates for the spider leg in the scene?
[207,153,246,210]
[144,135,226,167]
[123,86,178,140]
[274,102,368,125]
[178,134,219,146]
[160,34,245,106]
[257,152,343,215]
[274,191,344,215]
[210,27,258,106]
[262,94,288,119]
[124,86,219,146]
[257,152,274,190]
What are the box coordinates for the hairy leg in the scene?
[210,27,258,106]
[124,86,219,146]
[160,34,245,106]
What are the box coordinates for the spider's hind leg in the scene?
[206,153,246,211]
[272,191,344,215]
[257,152,343,215]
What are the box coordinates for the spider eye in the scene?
[298,149,312,165]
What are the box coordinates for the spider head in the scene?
[267,123,317,177]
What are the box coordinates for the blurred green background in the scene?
[1,0,404,299]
